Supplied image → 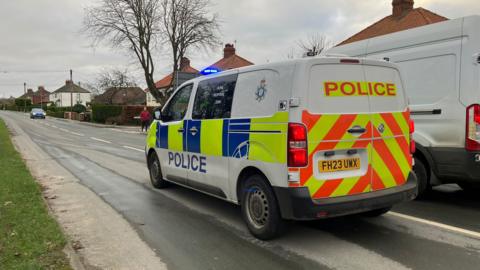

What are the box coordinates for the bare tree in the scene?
[297,34,332,57]
[84,0,165,102]
[161,0,220,73]
[96,68,138,90]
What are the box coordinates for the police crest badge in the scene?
[255,78,267,102]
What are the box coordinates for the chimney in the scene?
[223,43,236,59]
[38,86,45,92]
[180,57,191,71]
[392,0,414,18]
[27,89,33,94]
[65,80,73,85]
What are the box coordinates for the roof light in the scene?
[200,67,221,75]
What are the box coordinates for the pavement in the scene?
[1,110,480,270]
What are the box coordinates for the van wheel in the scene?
[413,157,429,198]
[241,175,284,240]
[362,206,392,217]
[148,152,168,189]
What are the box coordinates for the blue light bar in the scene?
[200,67,221,75]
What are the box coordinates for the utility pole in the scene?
[23,82,26,112]
[40,88,43,110]
[70,69,73,112]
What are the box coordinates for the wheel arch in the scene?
[236,166,272,204]
[146,148,157,168]
[414,143,434,184]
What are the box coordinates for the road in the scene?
[2,110,480,270]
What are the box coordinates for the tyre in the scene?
[240,174,284,240]
[413,157,429,198]
[148,152,168,189]
[362,206,392,217]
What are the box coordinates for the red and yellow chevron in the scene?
[290,110,412,199]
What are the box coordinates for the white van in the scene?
[145,56,417,239]
[329,15,480,195]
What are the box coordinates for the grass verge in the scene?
[0,118,72,269]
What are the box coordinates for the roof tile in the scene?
[339,8,448,46]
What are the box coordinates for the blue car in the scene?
[30,108,46,119]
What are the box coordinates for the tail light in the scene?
[288,123,308,167]
[409,118,416,154]
[466,104,480,151]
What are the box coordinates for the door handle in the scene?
[189,127,198,136]
[177,128,184,133]
[348,126,367,134]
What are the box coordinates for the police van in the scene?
[145,56,418,239]
[329,15,480,195]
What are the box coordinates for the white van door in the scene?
[158,84,193,184]
[363,63,412,191]
[185,74,238,199]
[299,62,374,199]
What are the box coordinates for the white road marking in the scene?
[123,146,144,152]
[90,137,112,144]
[59,128,69,132]
[70,131,85,137]
[389,211,480,239]
[110,128,141,134]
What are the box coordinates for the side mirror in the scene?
[153,107,162,121]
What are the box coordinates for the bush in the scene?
[14,98,31,107]
[72,104,87,113]
[92,104,123,124]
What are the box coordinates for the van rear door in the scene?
[299,62,373,199]
[363,63,412,191]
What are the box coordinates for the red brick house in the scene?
[32,86,50,105]
[147,57,199,106]
[203,43,253,72]
[339,0,448,46]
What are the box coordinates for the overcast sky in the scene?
[0,0,479,98]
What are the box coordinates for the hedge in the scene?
[91,104,123,123]
[46,111,65,118]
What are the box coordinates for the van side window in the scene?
[192,74,238,120]
[162,84,193,122]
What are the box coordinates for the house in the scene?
[32,86,50,105]
[18,88,35,101]
[50,80,91,107]
[147,44,253,107]
[338,0,448,46]
[0,96,15,108]
[201,43,254,73]
[93,87,146,105]
[18,86,51,105]
[147,57,199,107]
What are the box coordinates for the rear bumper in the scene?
[428,147,480,184]
[274,172,418,220]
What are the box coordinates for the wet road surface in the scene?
[2,111,479,270]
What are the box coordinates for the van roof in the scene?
[330,15,480,57]
[178,56,400,88]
